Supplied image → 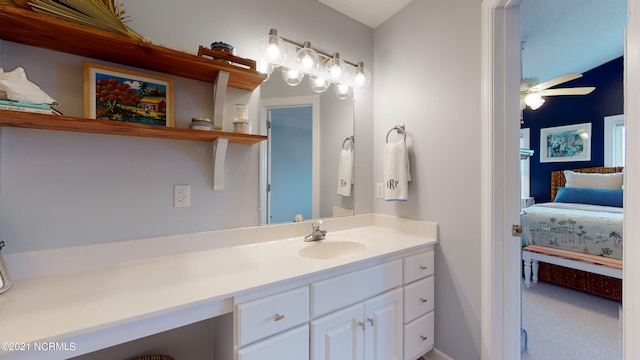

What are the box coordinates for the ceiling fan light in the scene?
[524,93,545,110]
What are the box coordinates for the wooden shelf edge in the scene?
[0,5,267,91]
[0,110,267,145]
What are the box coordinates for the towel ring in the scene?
[342,135,354,149]
[386,124,406,143]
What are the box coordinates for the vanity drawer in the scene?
[404,276,434,323]
[310,260,402,317]
[404,312,435,360]
[237,324,309,360]
[236,286,309,346]
[403,251,434,284]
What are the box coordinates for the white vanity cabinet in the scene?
[402,251,435,360]
[310,260,403,360]
[310,288,404,360]
[234,286,309,360]
[232,249,435,360]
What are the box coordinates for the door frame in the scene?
[480,0,639,359]
[259,95,321,224]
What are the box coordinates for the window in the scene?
[604,114,625,167]
[520,128,531,199]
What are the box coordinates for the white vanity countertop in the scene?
[0,214,437,359]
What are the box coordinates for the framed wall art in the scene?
[83,62,174,127]
[540,122,591,163]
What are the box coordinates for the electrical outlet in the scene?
[376,183,384,199]
[174,184,190,207]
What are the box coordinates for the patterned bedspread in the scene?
[520,202,623,260]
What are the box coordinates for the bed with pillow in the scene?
[520,167,623,300]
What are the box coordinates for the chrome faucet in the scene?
[304,220,327,242]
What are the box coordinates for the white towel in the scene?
[337,148,354,197]
[383,140,411,201]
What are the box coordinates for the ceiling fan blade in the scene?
[530,73,583,92]
[537,87,596,96]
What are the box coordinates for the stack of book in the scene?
[0,99,59,115]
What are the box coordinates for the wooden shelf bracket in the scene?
[213,137,229,190]
[213,71,230,130]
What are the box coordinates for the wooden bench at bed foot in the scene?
[522,245,622,289]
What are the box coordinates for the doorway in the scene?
[259,95,320,225]
[267,106,313,223]
[481,0,640,359]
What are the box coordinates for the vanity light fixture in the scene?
[260,28,288,67]
[296,41,320,72]
[282,67,304,86]
[259,28,371,99]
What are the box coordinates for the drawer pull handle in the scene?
[419,265,428,270]
[420,335,429,342]
[358,321,365,330]
[420,298,428,303]
[367,318,374,326]
[274,313,285,321]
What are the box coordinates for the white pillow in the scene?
[564,170,623,189]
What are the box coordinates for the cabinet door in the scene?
[364,288,403,360]
[311,303,364,360]
[237,324,309,360]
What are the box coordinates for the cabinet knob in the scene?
[419,265,428,270]
[420,335,429,342]
[420,298,428,303]
[274,313,285,321]
[358,321,366,330]
[367,318,374,326]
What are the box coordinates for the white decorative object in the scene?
[0,67,58,105]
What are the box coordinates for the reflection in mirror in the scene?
[259,73,354,224]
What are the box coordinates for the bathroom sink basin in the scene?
[298,239,367,260]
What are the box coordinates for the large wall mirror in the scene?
[259,73,354,224]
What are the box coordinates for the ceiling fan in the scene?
[520,73,596,110]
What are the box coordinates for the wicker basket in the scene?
[132,355,174,360]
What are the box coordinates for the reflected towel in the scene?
[383,140,411,201]
[337,148,354,197]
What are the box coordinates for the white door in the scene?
[311,303,364,360]
[364,289,403,360]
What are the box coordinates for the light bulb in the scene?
[257,59,274,76]
[260,28,287,66]
[296,42,320,73]
[324,53,346,83]
[309,73,330,93]
[353,62,371,90]
[281,67,304,86]
[334,83,353,100]
[524,93,545,110]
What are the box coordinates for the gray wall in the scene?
[0,0,373,252]
[1,0,485,358]
[373,1,482,359]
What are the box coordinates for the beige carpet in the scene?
[521,279,622,360]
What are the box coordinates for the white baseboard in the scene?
[424,347,455,360]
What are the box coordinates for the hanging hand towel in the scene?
[337,148,354,197]
[383,140,411,201]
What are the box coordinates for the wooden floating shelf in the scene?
[0,5,267,91]
[0,110,267,145]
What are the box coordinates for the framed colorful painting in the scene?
[83,62,174,127]
[540,122,592,162]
